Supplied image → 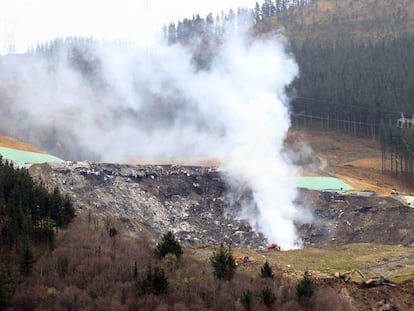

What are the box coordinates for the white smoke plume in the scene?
[0,27,302,248]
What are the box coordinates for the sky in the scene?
[0,0,258,54]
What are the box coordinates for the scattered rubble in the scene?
[297,190,414,247]
[30,162,267,247]
[29,162,414,249]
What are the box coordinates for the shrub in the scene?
[310,287,353,311]
[260,261,273,279]
[0,268,11,310]
[240,290,253,311]
[108,227,118,238]
[19,242,35,274]
[297,270,314,299]
[260,286,276,309]
[154,231,183,259]
[210,244,236,281]
[137,264,168,295]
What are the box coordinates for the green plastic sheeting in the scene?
[297,176,352,192]
[0,146,64,165]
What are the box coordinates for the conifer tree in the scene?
[154,231,183,259]
[261,260,273,278]
[210,244,236,280]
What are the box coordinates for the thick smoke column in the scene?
[0,28,301,248]
[211,34,301,248]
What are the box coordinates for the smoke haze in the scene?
[0,27,303,248]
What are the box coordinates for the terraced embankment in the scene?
[0,133,64,165]
[0,146,64,165]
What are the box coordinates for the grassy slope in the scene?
[191,243,414,283]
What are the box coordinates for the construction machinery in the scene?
[360,271,395,288]
[233,255,255,266]
[266,243,281,251]
[334,269,365,282]
[334,269,395,288]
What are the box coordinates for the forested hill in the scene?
[259,0,414,137]
[257,0,414,44]
[3,0,414,159]
[163,0,414,136]
[260,0,414,184]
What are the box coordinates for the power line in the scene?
[291,112,377,127]
[292,96,410,117]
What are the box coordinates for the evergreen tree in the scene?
[260,286,276,309]
[210,244,236,281]
[261,260,273,278]
[0,265,12,310]
[19,240,35,274]
[297,270,314,298]
[137,264,168,295]
[154,231,183,259]
[240,290,253,311]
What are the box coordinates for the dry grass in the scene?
[190,243,414,283]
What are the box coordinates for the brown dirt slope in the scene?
[0,133,46,153]
[288,128,414,195]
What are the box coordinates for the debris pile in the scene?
[29,162,414,248]
[30,162,267,247]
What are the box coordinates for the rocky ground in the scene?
[29,160,414,250]
[297,190,414,248]
[25,129,414,311]
[29,161,267,248]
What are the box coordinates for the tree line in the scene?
[0,156,75,308]
[379,123,414,185]
[164,0,314,46]
[0,157,75,249]
[290,34,414,138]
[0,156,75,310]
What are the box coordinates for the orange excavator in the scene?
[233,255,255,266]
[266,243,281,251]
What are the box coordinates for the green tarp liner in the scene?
[297,176,352,192]
[0,146,64,165]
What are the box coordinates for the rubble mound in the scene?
[29,162,414,249]
[297,189,414,247]
[30,162,267,247]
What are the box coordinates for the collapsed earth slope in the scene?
[29,161,414,249]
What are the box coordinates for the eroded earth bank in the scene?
[29,161,414,249]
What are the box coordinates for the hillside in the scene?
[18,129,414,310]
[258,0,414,44]
[0,133,45,153]
[0,134,64,165]
[1,1,414,308]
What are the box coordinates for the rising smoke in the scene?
[0,24,303,248]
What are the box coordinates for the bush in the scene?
[310,287,353,311]
[154,231,183,259]
[240,290,253,311]
[137,264,168,295]
[297,270,314,299]
[260,286,276,309]
[19,242,35,274]
[260,261,273,278]
[210,244,236,281]
[108,227,118,238]
[0,268,11,310]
